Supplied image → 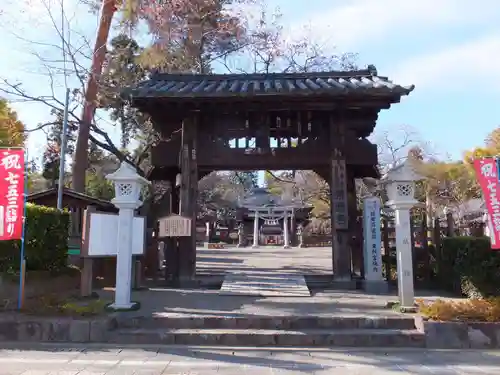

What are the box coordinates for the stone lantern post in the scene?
[382,161,421,311]
[297,224,305,248]
[252,211,259,248]
[106,162,150,310]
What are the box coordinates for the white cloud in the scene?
[391,34,500,89]
[289,0,500,48]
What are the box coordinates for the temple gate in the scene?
[126,65,414,286]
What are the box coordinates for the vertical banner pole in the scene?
[473,157,500,250]
[57,88,71,210]
[17,149,28,310]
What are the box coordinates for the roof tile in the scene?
[127,66,414,99]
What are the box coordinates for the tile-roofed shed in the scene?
[125,65,414,102]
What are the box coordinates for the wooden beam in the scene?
[151,136,377,170]
[178,116,196,284]
[134,96,397,114]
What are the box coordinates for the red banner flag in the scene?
[0,149,25,241]
[473,158,500,249]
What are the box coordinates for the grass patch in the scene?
[104,301,141,312]
[384,301,418,313]
[0,266,110,317]
[20,294,110,317]
[385,301,402,311]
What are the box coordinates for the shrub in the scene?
[0,204,70,274]
[439,237,500,298]
[20,293,108,316]
[417,298,500,322]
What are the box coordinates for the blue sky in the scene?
[1,0,500,165]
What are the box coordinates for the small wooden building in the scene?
[27,188,117,253]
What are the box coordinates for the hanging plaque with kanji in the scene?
[158,214,192,237]
[331,159,349,230]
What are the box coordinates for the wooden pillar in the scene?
[433,217,442,266]
[162,179,179,284]
[446,211,455,237]
[178,116,197,285]
[329,114,351,282]
[421,211,431,284]
[190,119,198,263]
[80,205,96,297]
[347,170,362,276]
[382,217,391,281]
[410,213,417,284]
[171,177,179,214]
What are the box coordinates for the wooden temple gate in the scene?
[127,66,414,286]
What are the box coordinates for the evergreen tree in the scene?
[41,110,77,188]
[229,171,258,192]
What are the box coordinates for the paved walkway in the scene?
[0,344,499,374]
[196,246,332,275]
[100,245,459,318]
[220,273,311,297]
[101,288,412,318]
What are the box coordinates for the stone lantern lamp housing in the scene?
[382,160,422,209]
[106,162,150,208]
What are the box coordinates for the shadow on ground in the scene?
[2,343,500,372]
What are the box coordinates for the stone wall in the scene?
[415,317,500,349]
[0,314,115,342]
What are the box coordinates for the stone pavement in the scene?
[219,273,311,297]
[196,246,332,275]
[0,344,499,374]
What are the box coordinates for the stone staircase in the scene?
[108,315,425,347]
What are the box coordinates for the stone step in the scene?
[220,274,311,297]
[109,328,425,347]
[117,315,417,331]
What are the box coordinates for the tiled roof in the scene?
[27,187,115,209]
[127,65,414,100]
[240,188,306,208]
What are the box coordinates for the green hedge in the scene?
[0,203,70,274]
[440,237,500,298]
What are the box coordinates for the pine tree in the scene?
[41,110,77,188]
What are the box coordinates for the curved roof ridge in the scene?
[149,66,378,82]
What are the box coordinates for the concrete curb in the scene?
[0,314,117,343]
[415,316,500,349]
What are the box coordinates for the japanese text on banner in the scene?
[363,197,382,281]
[0,149,24,241]
[473,158,500,250]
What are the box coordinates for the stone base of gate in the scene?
[361,280,390,294]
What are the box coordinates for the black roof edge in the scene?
[147,66,379,83]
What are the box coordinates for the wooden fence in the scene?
[302,211,485,287]
[382,212,485,287]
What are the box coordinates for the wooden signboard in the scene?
[158,214,192,237]
[87,212,145,256]
[331,159,349,230]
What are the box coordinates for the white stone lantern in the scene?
[107,162,150,207]
[384,162,420,209]
[382,160,422,312]
[106,161,150,310]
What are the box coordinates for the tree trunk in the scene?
[72,0,117,192]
